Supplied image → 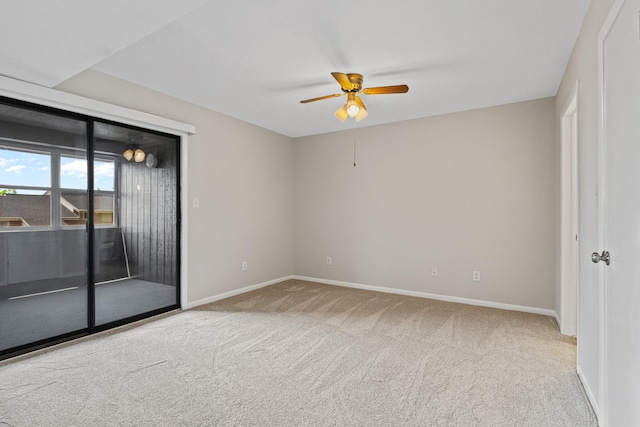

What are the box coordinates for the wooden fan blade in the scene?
[335,105,348,122]
[362,85,409,95]
[331,72,355,91]
[300,93,343,103]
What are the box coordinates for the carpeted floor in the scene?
[0,279,596,426]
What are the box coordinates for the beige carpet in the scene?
[0,279,596,426]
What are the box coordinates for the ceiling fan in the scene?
[300,72,409,122]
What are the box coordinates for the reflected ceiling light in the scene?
[123,146,146,163]
[134,149,145,163]
[123,148,134,161]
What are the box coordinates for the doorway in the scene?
[560,83,579,338]
[0,97,180,358]
[560,82,579,338]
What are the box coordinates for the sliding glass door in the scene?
[0,102,89,352]
[93,121,179,327]
[0,99,180,358]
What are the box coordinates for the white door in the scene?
[599,0,640,424]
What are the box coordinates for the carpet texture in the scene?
[0,279,596,426]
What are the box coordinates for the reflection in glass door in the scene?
[93,121,179,327]
[0,101,88,353]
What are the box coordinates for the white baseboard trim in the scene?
[578,363,600,422]
[182,275,295,310]
[293,275,557,317]
[183,274,557,317]
[553,311,562,330]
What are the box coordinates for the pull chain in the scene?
[354,136,357,167]
[353,119,357,167]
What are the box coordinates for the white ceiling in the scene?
[1,1,590,138]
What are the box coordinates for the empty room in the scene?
[1,1,638,426]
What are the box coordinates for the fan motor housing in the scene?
[345,73,363,92]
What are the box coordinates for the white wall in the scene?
[555,0,617,413]
[293,98,557,310]
[55,73,558,314]
[56,70,294,304]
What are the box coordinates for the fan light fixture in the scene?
[335,92,368,122]
[301,72,408,123]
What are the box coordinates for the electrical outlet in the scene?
[326,257,332,265]
[431,267,438,277]
[242,261,248,271]
[473,271,481,282]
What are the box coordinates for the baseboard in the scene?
[184,274,557,317]
[182,275,295,310]
[553,311,562,330]
[578,363,600,422]
[293,275,557,317]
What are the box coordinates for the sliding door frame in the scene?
[0,96,182,359]
[90,116,181,334]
